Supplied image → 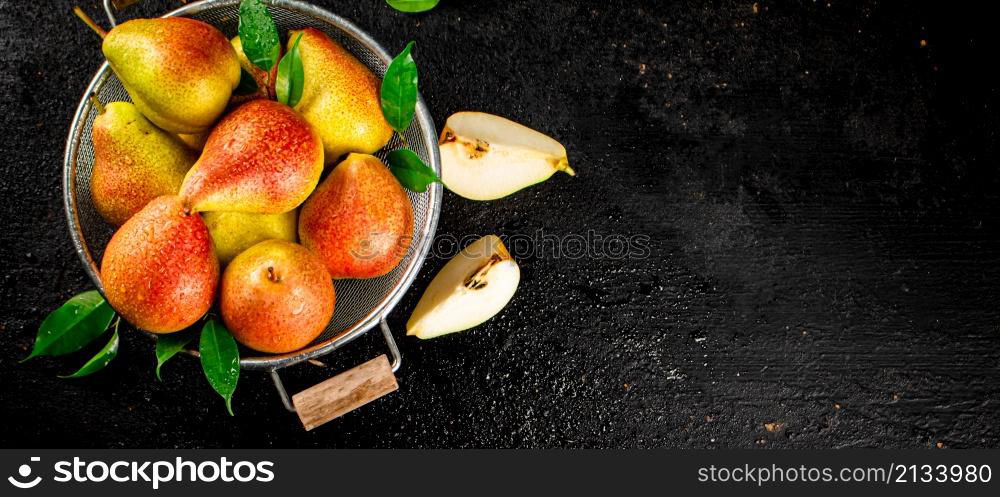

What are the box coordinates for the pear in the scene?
[180,99,324,214]
[171,34,289,151]
[299,154,414,279]
[90,101,195,226]
[407,235,520,339]
[100,195,219,333]
[291,28,393,162]
[101,18,241,134]
[220,240,335,354]
[176,131,209,152]
[439,112,575,200]
[204,210,298,265]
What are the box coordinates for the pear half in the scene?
[439,112,575,200]
[407,235,520,339]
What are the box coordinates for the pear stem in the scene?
[89,94,106,115]
[73,7,107,39]
[267,266,280,283]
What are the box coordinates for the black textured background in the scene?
[1,0,998,448]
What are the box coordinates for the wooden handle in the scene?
[292,354,399,431]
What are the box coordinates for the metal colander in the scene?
[63,0,442,382]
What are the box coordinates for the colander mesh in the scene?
[65,0,438,369]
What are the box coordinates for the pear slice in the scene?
[439,112,575,200]
[407,235,520,339]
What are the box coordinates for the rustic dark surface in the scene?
[1,0,998,448]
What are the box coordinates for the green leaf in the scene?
[23,290,115,361]
[233,68,260,96]
[238,0,281,71]
[200,320,240,416]
[276,33,304,108]
[386,0,440,13]
[60,324,120,378]
[381,41,419,135]
[387,148,440,193]
[154,331,195,381]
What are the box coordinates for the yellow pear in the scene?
[204,210,298,265]
[90,101,195,226]
[290,28,393,162]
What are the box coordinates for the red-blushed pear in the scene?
[101,18,240,134]
[90,101,195,226]
[204,209,298,265]
[220,240,334,354]
[100,195,219,333]
[290,28,393,162]
[179,100,324,214]
[299,154,414,279]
